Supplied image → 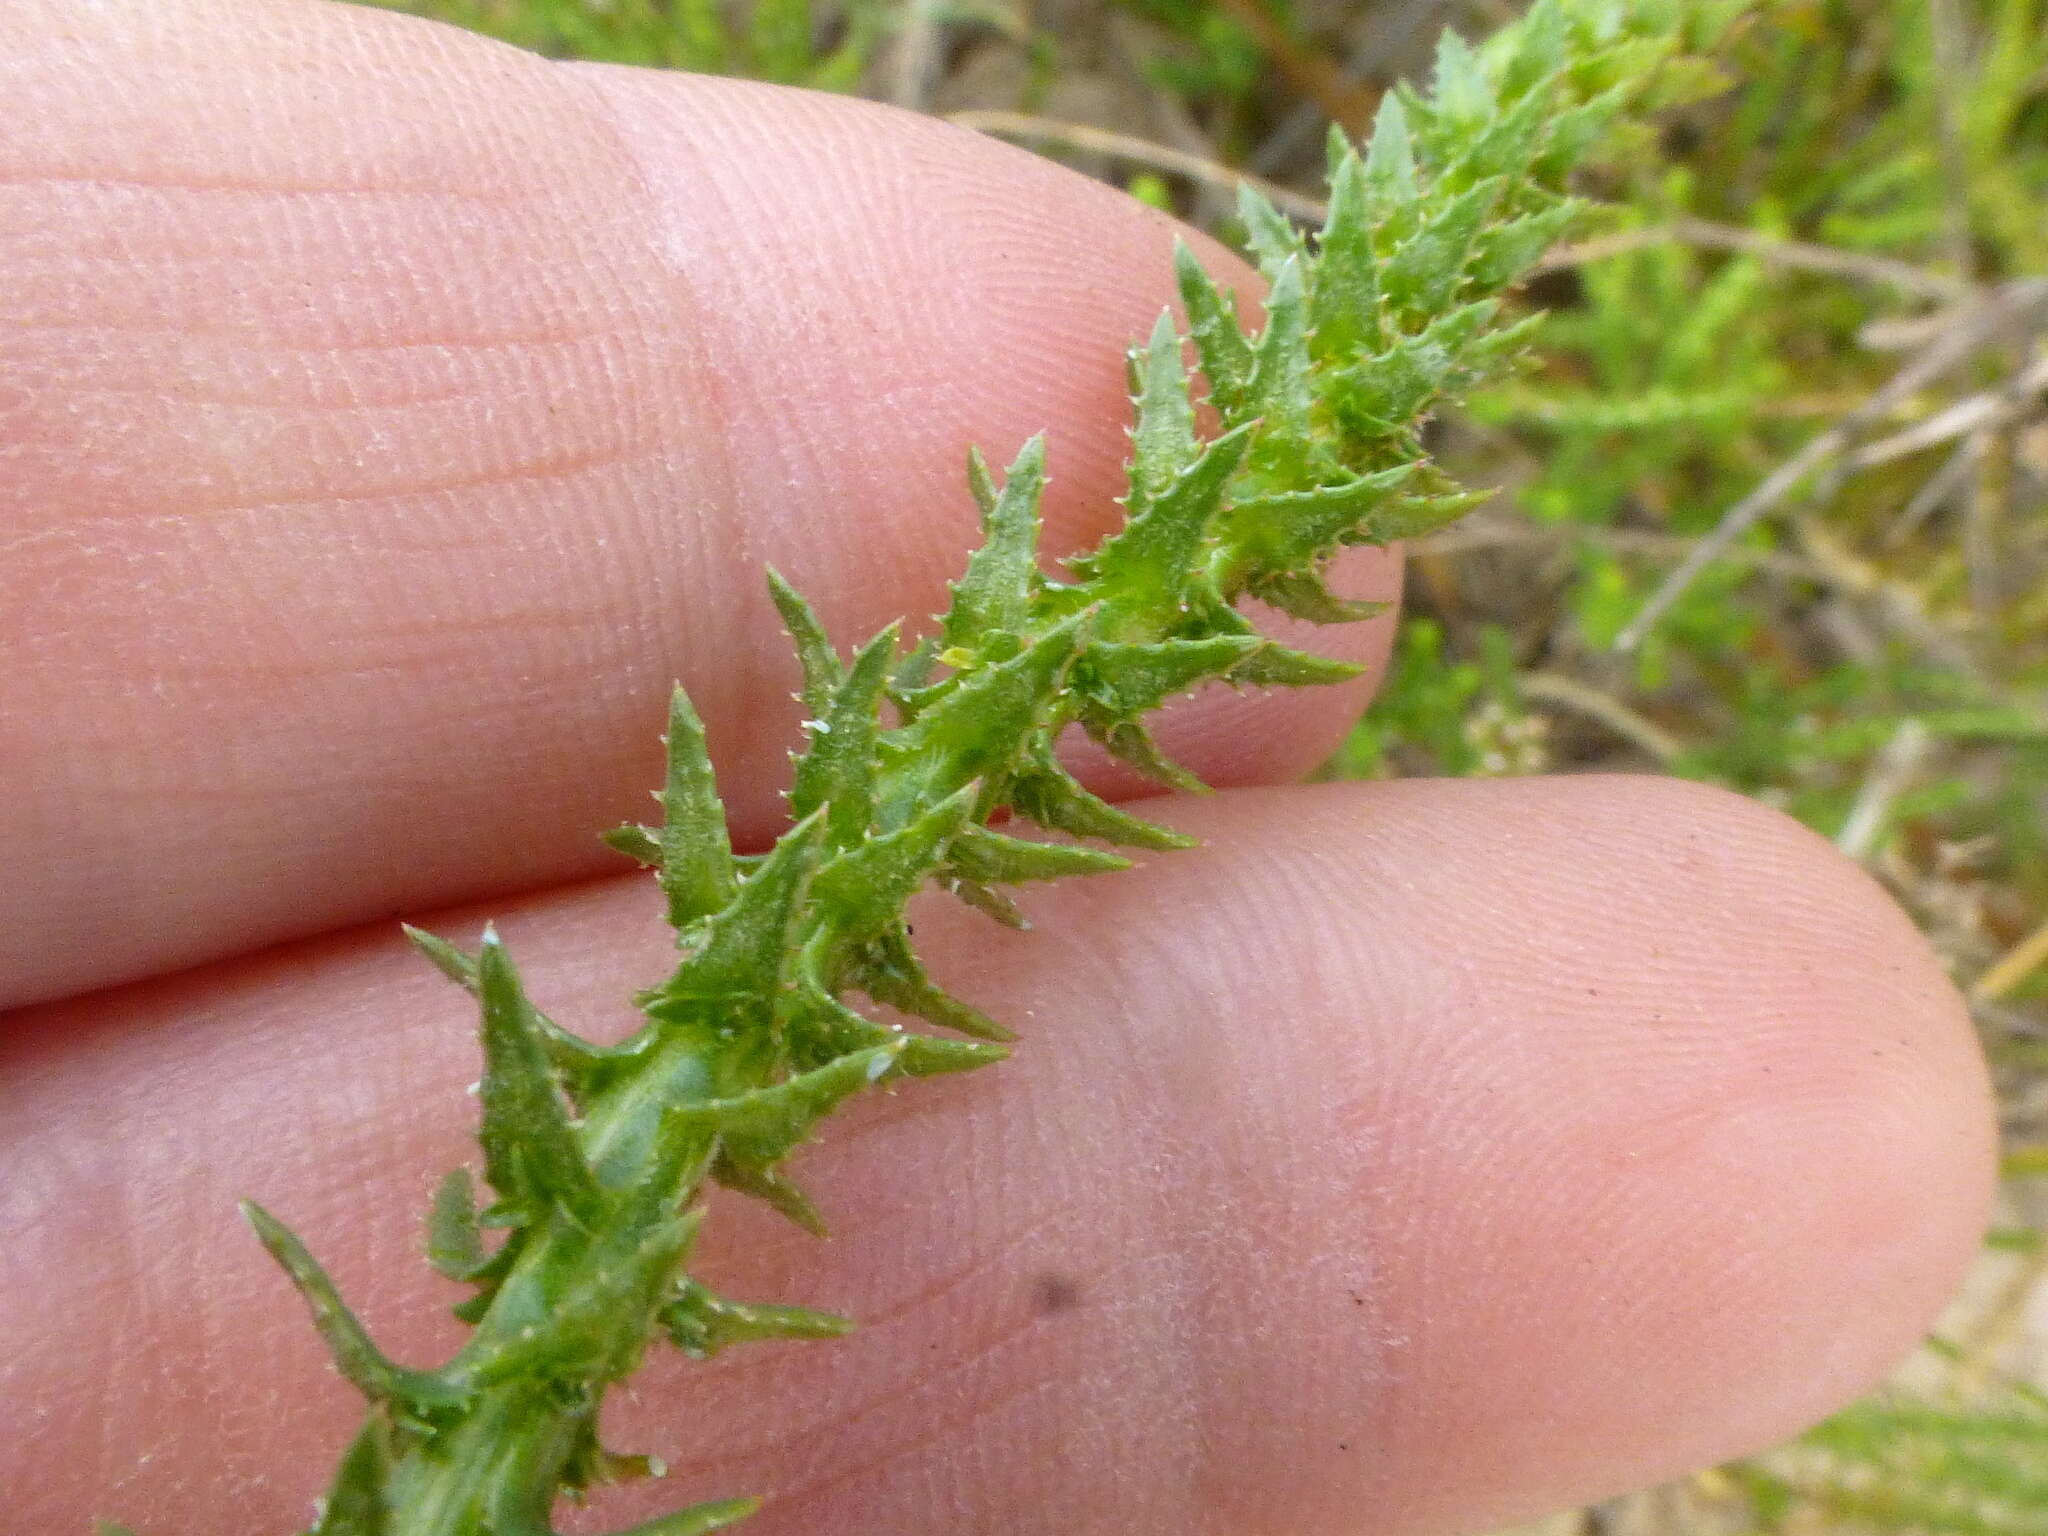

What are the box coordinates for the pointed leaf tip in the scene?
[609,1496,762,1536]
[243,1201,459,1410]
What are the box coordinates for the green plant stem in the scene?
[96,5,1751,1531]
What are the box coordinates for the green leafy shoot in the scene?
[115,4,1747,1531]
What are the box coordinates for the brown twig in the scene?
[1536,217,1970,301]
[1977,915,2048,1004]
[944,110,1329,221]
[1616,282,2048,651]
[1210,0,1379,135]
[1518,671,1688,762]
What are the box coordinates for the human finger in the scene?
[1,0,1392,1010]
[0,774,1991,1534]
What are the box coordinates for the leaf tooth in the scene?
[475,931,605,1224]
[790,622,898,849]
[661,1279,854,1360]
[1006,752,1196,852]
[659,684,738,929]
[945,824,1132,884]
[943,434,1046,652]
[1128,312,1198,508]
[965,443,999,520]
[403,924,614,1079]
[1083,716,1208,794]
[711,1153,828,1237]
[765,567,843,718]
[604,1497,762,1536]
[1173,243,1253,419]
[853,926,1017,1042]
[651,811,827,1006]
[243,1202,463,1412]
[1235,179,1305,278]
[424,1167,491,1283]
[1247,571,1391,626]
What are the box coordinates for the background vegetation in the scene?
[366,0,2048,1527]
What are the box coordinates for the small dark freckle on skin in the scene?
[1034,1274,1083,1314]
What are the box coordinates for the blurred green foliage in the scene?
[369,0,882,84]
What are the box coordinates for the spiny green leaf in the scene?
[606,1497,761,1536]
[475,931,605,1225]
[243,1202,464,1411]
[1082,716,1207,793]
[1328,300,1502,433]
[425,1168,491,1283]
[1360,91,1418,212]
[784,982,1006,1077]
[1245,257,1314,449]
[658,685,738,928]
[1465,199,1579,291]
[1074,423,1255,629]
[1218,462,1420,584]
[1248,570,1392,625]
[790,623,898,849]
[1228,644,1369,689]
[403,924,614,1079]
[1077,635,1263,715]
[945,823,1132,884]
[651,812,826,1007]
[765,567,842,718]
[1310,138,1378,360]
[661,1279,854,1359]
[1235,179,1304,276]
[943,436,1046,651]
[1380,174,1506,318]
[1453,73,1558,187]
[1531,78,1632,180]
[812,784,979,947]
[1174,244,1254,418]
[681,1044,907,1209]
[1375,487,1495,540]
[1007,749,1196,852]
[852,925,1017,1041]
[877,612,1089,815]
[711,1153,827,1235]
[1129,311,1199,504]
[1432,28,1496,129]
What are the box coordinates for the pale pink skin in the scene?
[0,4,1996,1535]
